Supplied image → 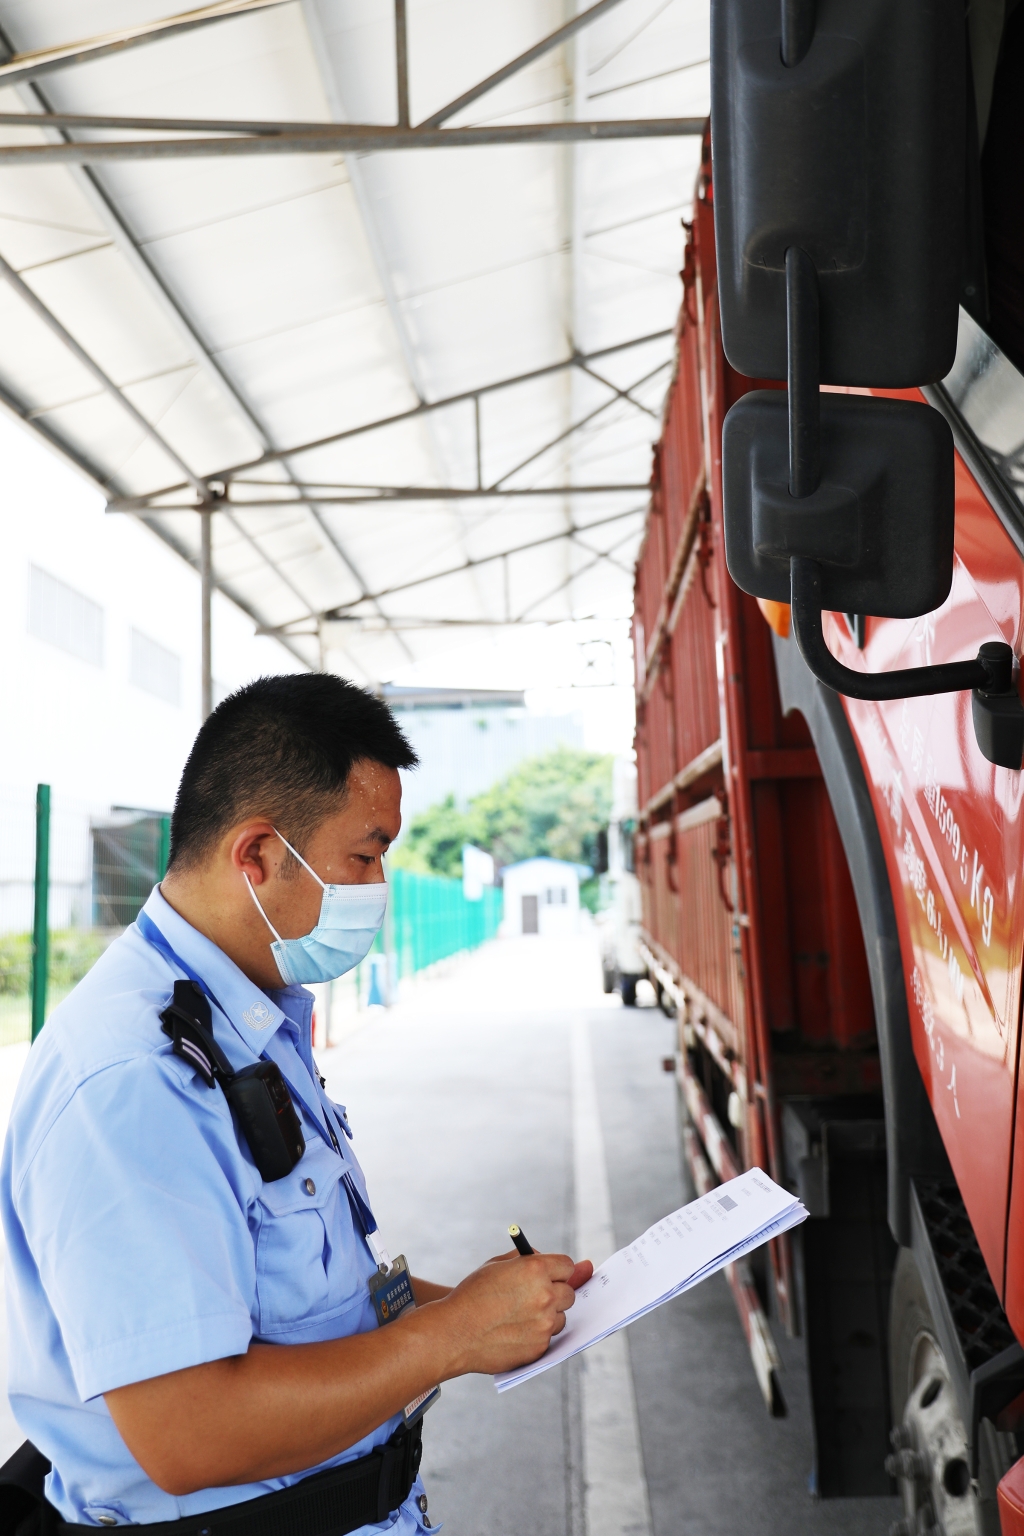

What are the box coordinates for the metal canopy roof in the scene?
[0,0,708,687]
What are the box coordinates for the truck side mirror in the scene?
[711,0,1024,769]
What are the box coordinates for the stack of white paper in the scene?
[495,1167,806,1392]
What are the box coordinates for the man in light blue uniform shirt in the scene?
[1,676,590,1534]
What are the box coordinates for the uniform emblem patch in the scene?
[243,1000,272,1029]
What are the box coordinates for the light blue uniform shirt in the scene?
[0,887,430,1532]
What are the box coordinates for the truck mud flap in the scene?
[783,1099,897,1497]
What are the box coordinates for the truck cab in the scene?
[632,12,1024,1530]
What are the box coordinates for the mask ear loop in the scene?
[244,871,284,943]
[273,828,327,891]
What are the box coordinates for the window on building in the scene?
[130,628,181,705]
[28,565,103,666]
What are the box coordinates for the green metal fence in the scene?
[1,787,172,1046]
[2,794,501,1045]
[386,868,503,980]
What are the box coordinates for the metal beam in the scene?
[575,360,658,419]
[304,0,485,654]
[0,106,690,137]
[1,42,403,666]
[265,520,642,635]
[0,57,314,673]
[200,510,213,718]
[107,483,652,510]
[265,615,582,635]
[0,118,705,164]
[0,2,289,90]
[417,0,630,129]
[569,529,632,575]
[0,249,209,497]
[493,357,671,487]
[137,329,673,497]
[514,525,640,621]
[138,511,313,669]
[394,0,410,128]
[316,505,646,619]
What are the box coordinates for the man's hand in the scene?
[431,1249,594,1376]
[105,1248,593,1496]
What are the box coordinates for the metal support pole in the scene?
[31,783,50,1042]
[473,396,482,489]
[395,0,410,128]
[157,815,171,880]
[200,509,213,719]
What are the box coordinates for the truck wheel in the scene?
[620,976,638,1007]
[888,1247,981,1536]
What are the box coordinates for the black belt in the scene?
[0,1422,422,1536]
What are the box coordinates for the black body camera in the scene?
[160,980,305,1181]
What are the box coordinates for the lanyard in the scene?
[138,911,228,1017]
[137,911,388,1261]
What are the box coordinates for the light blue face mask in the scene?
[245,829,387,987]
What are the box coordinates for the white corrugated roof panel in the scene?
[0,0,708,683]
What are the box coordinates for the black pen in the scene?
[508,1223,535,1256]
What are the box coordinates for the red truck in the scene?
[632,8,1024,1533]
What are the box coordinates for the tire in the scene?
[620,976,638,1007]
[602,966,616,995]
[888,1248,981,1536]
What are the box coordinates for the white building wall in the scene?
[0,410,298,932]
[501,859,582,939]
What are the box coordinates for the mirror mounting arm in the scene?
[790,557,989,698]
[790,557,1024,768]
[786,247,821,496]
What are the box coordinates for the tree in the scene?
[389,794,479,879]
[391,747,613,879]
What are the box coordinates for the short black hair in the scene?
[169,674,417,870]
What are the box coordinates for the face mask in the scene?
[245,829,387,987]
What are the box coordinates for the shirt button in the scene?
[96,1518,117,1527]
[304,1178,316,1196]
[417,1495,428,1514]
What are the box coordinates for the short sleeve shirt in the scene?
[0,887,430,1532]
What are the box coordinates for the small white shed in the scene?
[500,857,590,938]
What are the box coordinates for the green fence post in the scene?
[31,783,51,1042]
[157,815,171,880]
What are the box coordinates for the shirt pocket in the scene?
[254,1157,375,1340]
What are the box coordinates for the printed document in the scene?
[495,1167,806,1392]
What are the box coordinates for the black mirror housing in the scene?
[709,0,1024,763]
[711,0,964,386]
[722,391,955,617]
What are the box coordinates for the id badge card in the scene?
[369,1256,441,1425]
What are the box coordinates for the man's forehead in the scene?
[336,765,401,836]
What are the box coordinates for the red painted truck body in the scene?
[633,138,1024,1529]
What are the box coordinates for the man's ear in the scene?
[229,823,279,886]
